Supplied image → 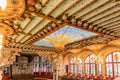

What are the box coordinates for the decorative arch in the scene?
[63,52,75,58]
[63,52,76,74]
[33,55,52,73]
[84,53,102,75]
[105,52,120,77]
[98,45,120,60]
[63,52,75,65]
[77,49,96,60]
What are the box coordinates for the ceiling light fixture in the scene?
[0,0,7,10]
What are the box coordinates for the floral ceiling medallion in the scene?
[0,0,25,19]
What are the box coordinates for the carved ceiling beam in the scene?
[64,35,116,50]
[36,13,57,22]
[35,13,116,37]
[4,43,60,53]
[26,23,67,44]
[19,32,32,36]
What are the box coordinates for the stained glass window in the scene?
[106,52,120,77]
[34,26,97,48]
[33,56,39,72]
[85,54,102,75]
[33,56,52,73]
[98,64,102,74]
[78,58,82,73]
[70,57,75,73]
[70,57,82,73]
[85,54,95,75]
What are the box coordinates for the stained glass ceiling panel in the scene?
[34,26,98,49]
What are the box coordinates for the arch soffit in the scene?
[98,45,120,59]
[77,49,96,60]
[63,52,75,59]
[63,52,76,64]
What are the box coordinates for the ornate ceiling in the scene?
[1,0,120,53]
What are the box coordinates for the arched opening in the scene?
[69,57,82,74]
[85,54,102,75]
[33,55,53,79]
[64,53,75,74]
[78,58,82,74]
[70,57,76,73]
[106,52,120,77]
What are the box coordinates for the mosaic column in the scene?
[102,59,106,76]
[82,60,85,74]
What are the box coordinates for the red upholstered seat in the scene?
[2,74,9,80]
[34,72,53,79]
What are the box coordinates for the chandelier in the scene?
[0,0,7,10]
[0,0,25,19]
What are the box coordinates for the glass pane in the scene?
[114,63,120,77]
[70,64,74,73]
[79,58,82,63]
[78,64,82,73]
[118,64,120,76]
[106,64,113,76]
[33,56,52,73]
[85,64,89,74]
[90,54,95,63]
[106,52,120,77]
[85,54,96,75]
[91,64,95,75]
[78,58,82,73]
[85,57,89,63]
[70,57,74,63]
[106,56,109,62]
[113,52,120,62]
[98,64,102,74]
[109,54,112,62]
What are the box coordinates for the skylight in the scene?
[34,26,97,49]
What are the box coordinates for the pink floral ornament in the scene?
[27,0,36,5]
[18,17,25,21]
[64,19,69,23]
[28,6,36,12]
[24,13,31,18]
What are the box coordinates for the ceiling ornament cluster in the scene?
[17,0,47,21]
[0,48,20,66]
[59,14,117,37]
[5,43,60,53]
[65,35,116,50]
